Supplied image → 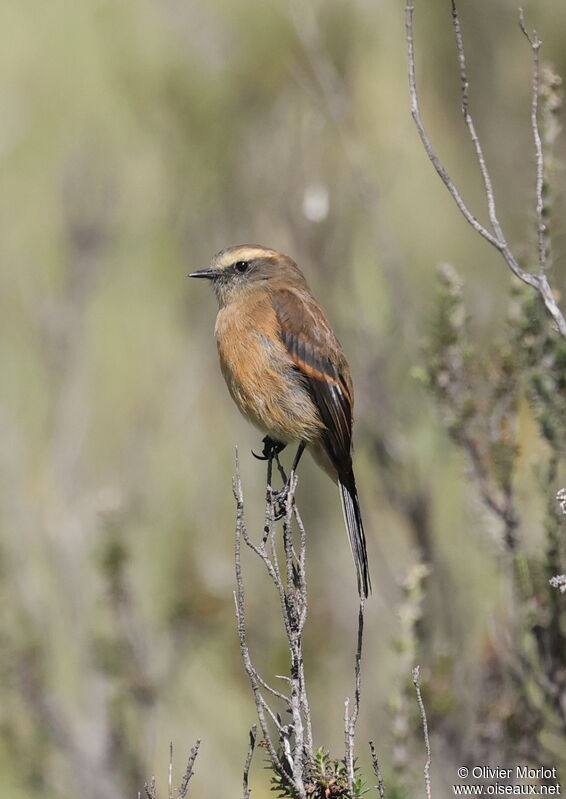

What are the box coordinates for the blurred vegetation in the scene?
[417,270,566,778]
[0,0,565,797]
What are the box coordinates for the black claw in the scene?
[252,436,286,461]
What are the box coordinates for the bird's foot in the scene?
[252,436,286,461]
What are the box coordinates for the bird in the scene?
[189,245,370,598]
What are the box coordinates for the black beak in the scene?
[187,269,221,279]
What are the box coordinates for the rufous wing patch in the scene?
[272,289,354,476]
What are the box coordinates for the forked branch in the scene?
[404,1,566,339]
[233,452,312,797]
[232,451,367,798]
[143,741,201,799]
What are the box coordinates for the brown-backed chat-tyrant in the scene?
[189,245,371,598]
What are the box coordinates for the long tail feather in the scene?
[338,473,371,598]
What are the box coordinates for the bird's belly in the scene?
[216,330,322,443]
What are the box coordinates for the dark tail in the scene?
[338,471,371,598]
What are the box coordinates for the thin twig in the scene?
[450,0,504,242]
[369,741,386,799]
[345,599,366,795]
[177,740,201,799]
[144,777,157,799]
[412,666,432,799]
[519,9,546,274]
[343,697,353,795]
[233,448,367,797]
[243,726,257,799]
[233,578,283,767]
[143,741,201,799]
[254,669,291,704]
[404,1,566,338]
[293,502,313,754]
[233,453,311,799]
[282,484,307,798]
[233,457,284,775]
[405,2,501,250]
[351,599,365,732]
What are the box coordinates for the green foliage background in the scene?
[0,0,565,797]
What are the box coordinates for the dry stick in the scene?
[233,455,311,799]
[252,666,290,704]
[344,698,352,794]
[144,778,157,799]
[143,742,201,799]
[243,726,257,799]
[234,598,285,740]
[233,462,284,776]
[238,483,298,707]
[345,599,366,795]
[256,481,306,788]
[351,599,365,730]
[412,666,432,799]
[404,1,566,339]
[519,10,546,275]
[294,504,313,755]
[369,741,386,799]
[450,0,504,242]
[405,2,500,251]
[287,493,313,756]
[234,457,369,795]
[177,740,201,799]
[282,484,307,798]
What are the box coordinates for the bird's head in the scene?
[188,245,306,306]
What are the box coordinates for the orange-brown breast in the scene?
[214,292,324,443]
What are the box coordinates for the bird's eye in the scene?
[235,260,249,273]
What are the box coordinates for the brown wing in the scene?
[272,288,353,476]
[273,287,371,597]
